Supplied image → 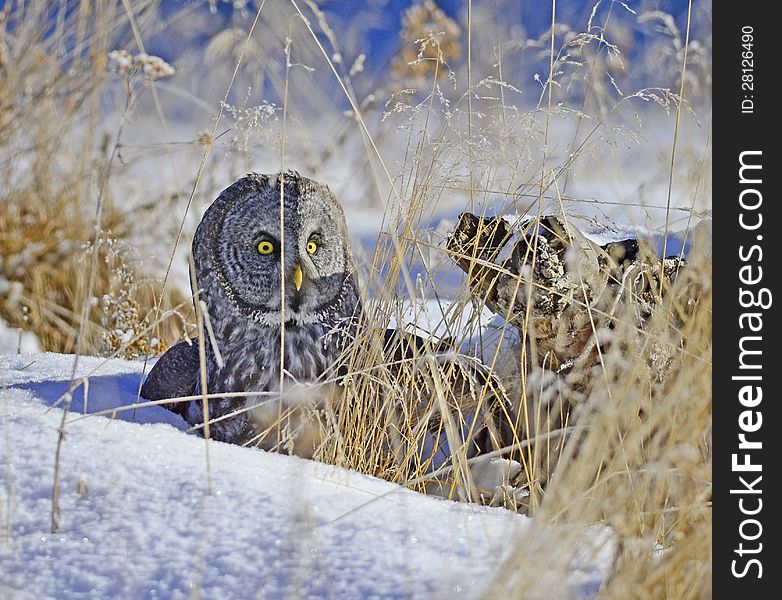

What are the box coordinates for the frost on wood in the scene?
[446,213,693,370]
[446,212,702,427]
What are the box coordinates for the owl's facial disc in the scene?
[213,192,348,324]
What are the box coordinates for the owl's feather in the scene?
[140,340,199,416]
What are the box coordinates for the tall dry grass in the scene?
[1,0,711,597]
[488,232,711,599]
[0,1,190,356]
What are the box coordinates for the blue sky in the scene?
[154,0,703,74]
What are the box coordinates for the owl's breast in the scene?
[208,319,346,396]
[280,322,344,382]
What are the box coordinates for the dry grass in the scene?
[0,1,190,357]
[393,0,462,82]
[500,236,712,599]
[0,188,189,357]
[1,0,711,597]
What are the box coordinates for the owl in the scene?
[142,172,513,492]
[141,172,362,455]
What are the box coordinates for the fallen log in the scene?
[445,212,690,373]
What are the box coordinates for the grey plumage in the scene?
[142,172,362,454]
[139,340,200,417]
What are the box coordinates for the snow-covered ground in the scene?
[1,353,614,599]
[0,319,40,356]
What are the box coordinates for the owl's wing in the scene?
[382,328,451,362]
[382,328,509,416]
[140,340,201,416]
[382,328,494,385]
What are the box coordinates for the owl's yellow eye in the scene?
[306,240,318,255]
[257,240,274,255]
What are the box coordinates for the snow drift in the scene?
[1,353,612,599]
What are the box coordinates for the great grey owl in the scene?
[142,172,513,488]
[141,172,362,455]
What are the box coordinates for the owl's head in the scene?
[193,172,356,325]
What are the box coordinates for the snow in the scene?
[1,353,614,599]
[0,317,40,355]
[387,300,496,342]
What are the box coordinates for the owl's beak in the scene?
[292,264,303,291]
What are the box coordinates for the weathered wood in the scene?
[446,212,687,371]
